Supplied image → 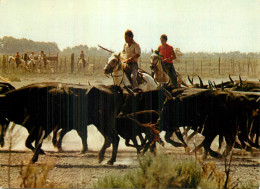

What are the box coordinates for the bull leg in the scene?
[107,135,120,165]
[77,126,88,153]
[31,129,45,163]
[52,129,59,147]
[99,135,112,163]
[223,134,236,157]
[218,135,224,153]
[164,131,185,147]
[56,129,68,152]
[175,129,188,147]
[202,134,222,159]
[187,131,198,142]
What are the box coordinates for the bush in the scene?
[93,152,227,188]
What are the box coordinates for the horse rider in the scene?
[121,29,141,89]
[79,50,86,67]
[156,34,178,88]
[23,53,29,65]
[40,50,47,68]
[15,52,21,66]
[29,51,35,60]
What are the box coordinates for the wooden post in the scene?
[93,57,95,73]
[2,55,6,74]
[248,58,250,76]
[64,57,67,72]
[185,60,187,74]
[192,56,194,74]
[200,61,202,75]
[218,57,221,75]
[71,53,74,73]
[209,57,211,75]
[60,58,62,72]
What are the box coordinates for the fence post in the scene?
[248,58,250,76]
[192,56,194,74]
[64,57,67,72]
[200,61,202,75]
[93,57,95,74]
[60,58,62,72]
[71,53,74,73]
[2,55,6,74]
[218,57,221,75]
[185,59,187,74]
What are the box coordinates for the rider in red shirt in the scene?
[157,34,178,88]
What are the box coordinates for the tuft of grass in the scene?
[93,152,230,188]
[20,160,55,188]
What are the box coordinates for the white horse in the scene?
[150,51,187,88]
[77,58,88,73]
[8,56,27,71]
[38,55,51,73]
[104,53,158,91]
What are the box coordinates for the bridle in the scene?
[105,57,125,85]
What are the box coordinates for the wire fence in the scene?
[0,54,259,78]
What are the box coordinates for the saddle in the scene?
[122,63,146,86]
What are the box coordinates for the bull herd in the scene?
[0,75,259,165]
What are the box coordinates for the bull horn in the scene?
[213,81,217,89]
[161,86,174,100]
[88,81,91,86]
[208,80,212,90]
[229,75,234,84]
[125,86,135,96]
[188,75,193,85]
[198,76,204,88]
[256,97,260,103]
[239,75,242,86]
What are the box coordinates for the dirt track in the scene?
[0,73,259,188]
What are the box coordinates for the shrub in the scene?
[93,152,227,188]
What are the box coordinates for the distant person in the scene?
[121,29,141,89]
[156,34,177,88]
[79,50,86,67]
[15,52,21,66]
[23,53,28,64]
[29,51,35,60]
[40,50,47,68]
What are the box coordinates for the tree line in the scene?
[0,36,259,60]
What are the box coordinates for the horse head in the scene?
[150,50,160,66]
[104,52,121,74]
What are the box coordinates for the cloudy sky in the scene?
[0,0,259,52]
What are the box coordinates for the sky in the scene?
[0,0,259,53]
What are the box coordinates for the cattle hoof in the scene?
[107,160,114,165]
[99,156,104,163]
[39,149,45,154]
[58,149,64,153]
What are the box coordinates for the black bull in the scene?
[161,89,259,158]
[0,83,124,164]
